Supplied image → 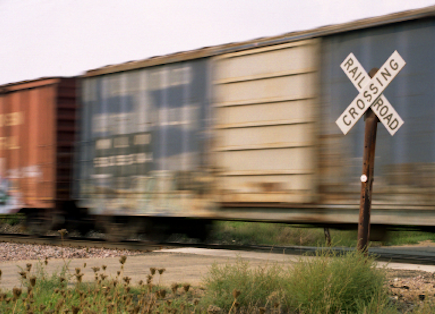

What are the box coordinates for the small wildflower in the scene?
[119,255,127,265]
[171,283,179,294]
[150,267,156,275]
[58,229,68,237]
[102,265,107,271]
[232,288,241,299]
[26,263,32,272]
[158,268,166,275]
[92,266,100,273]
[44,257,49,265]
[29,276,36,287]
[75,268,81,274]
[75,273,84,283]
[83,262,87,268]
[155,289,166,299]
[12,287,22,299]
[123,276,131,284]
[18,271,27,279]
[147,274,153,283]
[183,283,190,293]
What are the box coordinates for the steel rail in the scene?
[1,233,435,265]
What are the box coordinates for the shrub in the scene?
[201,249,392,313]
[284,249,390,313]
[201,258,286,310]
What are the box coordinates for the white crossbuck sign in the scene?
[336,51,406,136]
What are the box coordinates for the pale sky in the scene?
[1,0,435,85]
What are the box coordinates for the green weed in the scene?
[201,249,393,313]
[201,258,286,311]
[211,221,435,248]
[285,249,390,313]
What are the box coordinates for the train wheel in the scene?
[64,205,92,236]
[102,217,140,241]
[25,210,53,236]
[185,220,212,242]
[143,219,170,243]
[369,225,388,242]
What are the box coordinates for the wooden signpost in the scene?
[336,51,406,251]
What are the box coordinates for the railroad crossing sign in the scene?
[336,51,406,135]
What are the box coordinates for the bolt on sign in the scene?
[336,51,406,135]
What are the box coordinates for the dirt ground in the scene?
[385,268,435,311]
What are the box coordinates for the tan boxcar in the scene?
[0,77,77,219]
[212,39,320,204]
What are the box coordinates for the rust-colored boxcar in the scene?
[0,77,77,218]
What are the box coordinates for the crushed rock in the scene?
[0,242,144,263]
[387,269,435,311]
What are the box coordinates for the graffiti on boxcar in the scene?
[93,153,152,168]
[7,165,42,179]
[0,176,22,214]
[89,128,214,215]
[79,59,215,216]
[88,170,215,216]
[0,159,32,213]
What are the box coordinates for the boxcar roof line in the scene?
[0,77,69,92]
[84,5,435,77]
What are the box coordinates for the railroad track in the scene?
[1,233,435,265]
[0,233,163,251]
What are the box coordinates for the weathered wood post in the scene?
[357,68,379,252]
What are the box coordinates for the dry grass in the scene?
[1,249,435,313]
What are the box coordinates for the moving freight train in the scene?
[2,6,435,239]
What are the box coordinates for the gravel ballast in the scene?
[0,222,146,262]
[0,242,144,262]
